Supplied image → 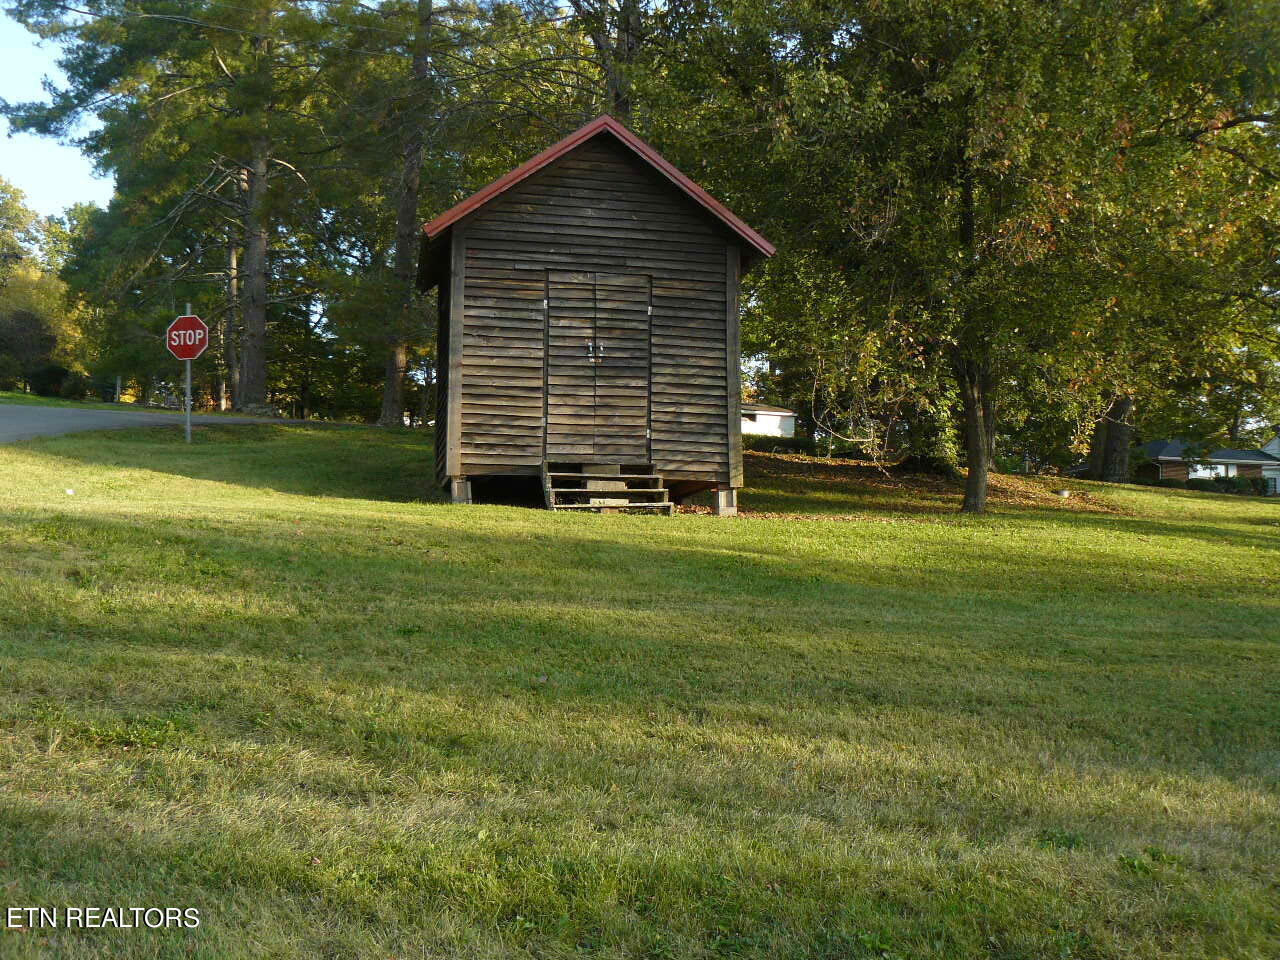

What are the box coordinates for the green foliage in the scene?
[28,363,70,397]
[0,354,20,390]
[57,370,91,400]
[654,0,1280,506]
[3,0,1278,481]
[0,176,38,283]
[3,0,599,418]
[1211,475,1266,496]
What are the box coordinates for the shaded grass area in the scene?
[0,425,1277,958]
[739,451,1127,516]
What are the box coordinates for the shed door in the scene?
[545,271,651,461]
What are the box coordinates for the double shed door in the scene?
[546,271,652,460]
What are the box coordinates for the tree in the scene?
[377,0,436,427]
[0,265,69,389]
[568,0,648,119]
[656,0,1280,511]
[5,0,354,412]
[0,177,37,285]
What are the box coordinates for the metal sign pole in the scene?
[184,302,193,444]
[167,307,207,443]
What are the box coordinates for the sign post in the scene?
[166,310,209,443]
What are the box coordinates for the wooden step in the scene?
[541,460,669,514]
[545,476,660,483]
[551,487,667,499]
[551,502,674,513]
[545,461,655,475]
[550,482,663,492]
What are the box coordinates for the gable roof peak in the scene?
[422,114,775,260]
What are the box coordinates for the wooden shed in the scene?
[418,115,774,514]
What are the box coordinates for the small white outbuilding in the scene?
[741,403,796,439]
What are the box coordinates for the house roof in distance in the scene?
[742,403,794,415]
[1138,438,1280,464]
[421,115,776,261]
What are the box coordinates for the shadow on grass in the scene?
[7,507,1276,753]
[21,423,446,504]
[3,483,1278,956]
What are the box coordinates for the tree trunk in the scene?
[957,361,990,514]
[378,0,434,428]
[1100,395,1133,483]
[609,0,642,119]
[982,384,997,469]
[237,139,270,412]
[1087,395,1133,482]
[572,0,642,120]
[954,162,990,514]
[1086,416,1108,480]
[222,238,240,410]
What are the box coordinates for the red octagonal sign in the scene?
[166,315,209,361]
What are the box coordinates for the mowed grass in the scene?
[0,391,242,415]
[0,425,1276,959]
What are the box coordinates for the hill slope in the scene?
[1,425,1276,959]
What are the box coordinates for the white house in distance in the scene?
[1264,433,1280,495]
[741,403,796,438]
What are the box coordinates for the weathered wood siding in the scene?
[454,137,734,480]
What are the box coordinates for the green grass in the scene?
[0,390,148,412]
[0,424,1276,959]
[0,390,243,415]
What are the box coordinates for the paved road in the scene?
[0,403,280,443]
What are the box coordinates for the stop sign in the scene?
[166,315,209,361]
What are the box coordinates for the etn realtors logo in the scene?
[5,906,200,930]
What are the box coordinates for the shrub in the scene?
[58,371,91,400]
[1132,466,1161,486]
[1186,477,1217,492]
[29,364,70,397]
[1228,476,1266,496]
[0,354,21,390]
[90,376,118,401]
[1155,478,1186,489]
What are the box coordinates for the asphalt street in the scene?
[0,402,279,443]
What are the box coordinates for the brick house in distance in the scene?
[1134,438,1280,492]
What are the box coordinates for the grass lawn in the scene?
[0,424,1276,958]
[0,390,241,415]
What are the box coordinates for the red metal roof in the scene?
[422,115,775,259]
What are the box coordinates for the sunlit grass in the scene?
[0,390,248,415]
[0,425,1276,958]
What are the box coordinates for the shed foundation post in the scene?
[449,478,472,505]
[713,486,738,517]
